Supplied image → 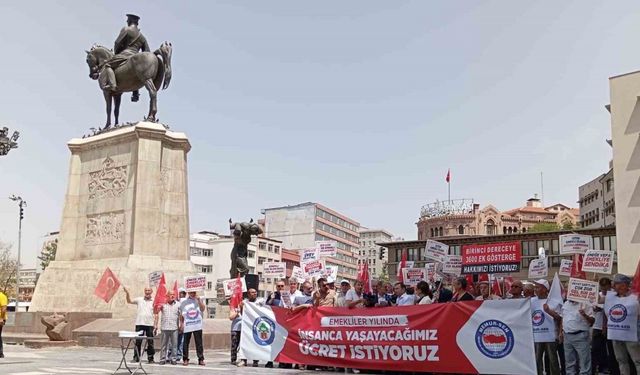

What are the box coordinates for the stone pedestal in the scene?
[30,122,195,318]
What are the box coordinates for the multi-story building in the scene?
[578,167,615,229]
[189,231,258,318]
[417,196,579,240]
[255,236,283,297]
[263,202,360,281]
[18,268,38,302]
[357,229,393,279]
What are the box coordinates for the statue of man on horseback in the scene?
[86,13,172,129]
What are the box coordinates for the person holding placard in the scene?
[560,296,595,375]
[591,277,619,375]
[605,274,640,375]
[179,291,206,366]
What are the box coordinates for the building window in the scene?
[207,281,213,290]
[458,225,464,235]
[196,265,212,273]
[259,242,266,250]
[439,227,443,237]
[430,228,434,237]
[258,257,266,265]
[274,246,280,254]
[486,220,496,235]
[268,244,273,252]
[248,250,255,258]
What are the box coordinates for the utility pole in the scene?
[9,195,25,315]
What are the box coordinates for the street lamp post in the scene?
[0,127,20,156]
[9,195,25,315]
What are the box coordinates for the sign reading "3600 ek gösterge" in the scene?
[461,242,522,274]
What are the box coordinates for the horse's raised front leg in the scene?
[143,79,158,122]
[114,94,122,125]
[103,91,112,129]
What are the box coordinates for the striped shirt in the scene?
[159,301,180,331]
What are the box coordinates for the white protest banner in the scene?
[184,275,207,292]
[559,259,573,277]
[291,266,306,283]
[442,255,462,275]
[263,262,286,279]
[222,276,247,296]
[397,261,415,273]
[528,258,548,279]
[280,290,292,308]
[424,263,437,281]
[148,271,163,287]
[424,239,448,263]
[315,241,337,258]
[303,260,325,279]
[402,268,427,287]
[567,278,599,304]
[300,247,319,263]
[323,265,338,282]
[581,250,614,274]
[559,234,592,255]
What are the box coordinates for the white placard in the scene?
[559,259,573,277]
[316,241,337,258]
[291,266,306,283]
[443,255,462,275]
[263,262,286,278]
[303,260,325,279]
[300,247,320,263]
[397,261,415,273]
[424,262,437,281]
[402,268,427,287]
[323,265,338,283]
[559,234,593,255]
[149,271,163,287]
[581,250,614,274]
[184,275,207,292]
[222,276,247,297]
[425,239,449,262]
[528,258,548,279]
[280,290,292,308]
[567,278,599,304]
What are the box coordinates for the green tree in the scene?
[528,222,561,233]
[0,242,18,295]
[38,240,57,271]
[561,220,575,230]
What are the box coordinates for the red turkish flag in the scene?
[570,254,586,279]
[632,257,640,295]
[94,267,121,303]
[503,276,513,296]
[465,274,475,294]
[153,273,168,312]
[230,273,243,309]
[446,169,451,183]
[397,249,407,283]
[172,280,179,299]
[492,276,502,297]
[358,263,371,294]
[478,273,489,282]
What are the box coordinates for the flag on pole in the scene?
[446,169,451,183]
[153,273,168,312]
[504,276,514,297]
[631,257,640,295]
[172,280,179,299]
[397,249,407,283]
[570,254,586,279]
[94,267,121,303]
[230,273,243,309]
[492,275,502,297]
[358,262,371,294]
[547,273,563,310]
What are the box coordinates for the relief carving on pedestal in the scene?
[85,212,125,245]
[88,157,128,200]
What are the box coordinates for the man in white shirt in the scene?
[180,291,206,366]
[124,287,156,363]
[560,298,594,375]
[394,282,415,306]
[531,279,560,375]
[345,280,366,308]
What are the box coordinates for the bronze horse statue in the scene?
[85,42,172,128]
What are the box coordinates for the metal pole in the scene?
[16,202,21,314]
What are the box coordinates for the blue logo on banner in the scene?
[609,304,627,323]
[475,319,515,359]
[532,310,545,326]
[253,316,276,346]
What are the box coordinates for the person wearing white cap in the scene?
[475,281,500,301]
[559,283,595,375]
[336,280,350,307]
[605,274,639,375]
[530,279,560,375]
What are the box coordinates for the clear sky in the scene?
[0,1,637,268]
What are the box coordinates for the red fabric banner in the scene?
[240,300,536,375]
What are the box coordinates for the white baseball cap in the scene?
[534,279,549,290]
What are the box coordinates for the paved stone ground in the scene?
[0,344,338,375]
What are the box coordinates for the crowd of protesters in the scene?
[227,273,638,375]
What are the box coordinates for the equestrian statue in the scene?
[85,14,172,128]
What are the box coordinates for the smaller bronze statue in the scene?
[41,313,69,341]
[85,14,172,128]
[229,219,263,278]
